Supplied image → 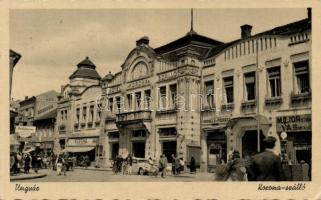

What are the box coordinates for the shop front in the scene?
[65,137,99,166]
[276,114,311,165]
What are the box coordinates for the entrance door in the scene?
[111,143,119,160]
[242,130,265,157]
[132,142,145,158]
[162,141,177,163]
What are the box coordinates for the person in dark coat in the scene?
[190,156,196,174]
[224,151,247,181]
[24,154,31,174]
[247,136,285,181]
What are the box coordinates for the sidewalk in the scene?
[10,172,47,181]
[74,166,112,171]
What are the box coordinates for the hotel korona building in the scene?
[55,10,311,172]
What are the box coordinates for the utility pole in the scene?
[256,39,260,153]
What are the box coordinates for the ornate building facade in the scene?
[99,10,311,172]
[56,57,102,164]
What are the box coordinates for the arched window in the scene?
[132,62,148,80]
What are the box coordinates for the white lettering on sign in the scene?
[15,126,36,138]
[67,138,98,146]
[276,114,311,132]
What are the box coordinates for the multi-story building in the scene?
[16,90,59,153]
[56,57,102,164]
[100,9,311,171]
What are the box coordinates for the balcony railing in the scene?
[116,110,152,124]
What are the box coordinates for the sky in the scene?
[10,8,307,100]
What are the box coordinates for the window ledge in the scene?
[265,97,283,105]
[221,103,234,111]
[156,108,177,114]
[202,106,216,112]
[291,92,311,103]
[241,100,257,107]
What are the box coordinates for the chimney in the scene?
[136,36,149,46]
[307,8,311,20]
[240,24,253,39]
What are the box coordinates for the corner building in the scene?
[100,12,311,171]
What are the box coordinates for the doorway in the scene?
[132,141,145,158]
[162,141,177,163]
[110,143,119,160]
[242,130,265,157]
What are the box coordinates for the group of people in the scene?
[215,136,286,181]
[10,151,43,175]
[112,154,133,175]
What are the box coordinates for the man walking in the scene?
[159,154,168,178]
[247,136,285,181]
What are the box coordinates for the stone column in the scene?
[200,130,208,172]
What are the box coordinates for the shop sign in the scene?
[211,117,230,124]
[276,114,311,132]
[67,138,98,146]
[15,126,36,138]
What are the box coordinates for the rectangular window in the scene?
[108,98,113,113]
[82,107,87,122]
[132,130,146,138]
[89,105,94,122]
[268,67,281,97]
[159,86,167,109]
[126,94,132,111]
[223,77,234,103]
[205,80,214,108]
[76,108,80,123]
[135,91,142,110]
[61,110,64,121]
[64,110,67,120]
[294,61,310,94]
[144,90,151,109]
[116,96,121,112]
[169,84,177,109]
[244,72,256,100]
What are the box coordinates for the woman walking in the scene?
[56,154,65,176]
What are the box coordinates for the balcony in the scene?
[116,110,152,124]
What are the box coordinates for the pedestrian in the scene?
[224,151,247,181]
[174,155,181,175]
[159,154,168,178]
[16,152,22,173]
[171,154,176,175]
[10,152,16,175]
[190,156,196,174]
[122,155,128,175]
[56,154,65,176]
[127,154,133,175]
[24,153,31,174]
[247,136,285,181]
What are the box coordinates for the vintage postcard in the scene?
[1,0,321,199]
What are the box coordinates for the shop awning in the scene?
[62,146,95,153]
[23,147,35,153]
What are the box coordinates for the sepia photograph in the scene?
[9,8,312,183]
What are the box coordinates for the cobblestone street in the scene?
[12,168,214,182]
